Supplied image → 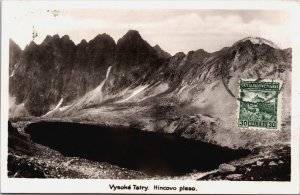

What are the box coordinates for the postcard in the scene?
[1,0,299,194]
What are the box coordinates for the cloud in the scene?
[7,9,291,55]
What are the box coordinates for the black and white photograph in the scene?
[1,0,299,194]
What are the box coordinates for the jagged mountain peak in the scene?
[43,34,60,43]
[187,49,209,56]
[91,33,115,43]
[27,41,37,48]
[53,34,60,39]
[174,52,186,57]
[116,30,145,46]
[123,29,142,39]
[153,44,171,59]
[86,34,116,56]
[9,38,20,47]
[41,34,75,46]
[78,39,88,45]
[9,39,22,52]
[228,36,287,66]
[116,29,157,61]
[9,39,22,74]
[153,44,161,49]
[195,48,208,53]
[43,35,53,41]
[61,35,70,41]
[234,36,280,49]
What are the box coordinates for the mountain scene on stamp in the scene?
[8,31,291,180]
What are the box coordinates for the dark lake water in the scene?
[24,121,250,176]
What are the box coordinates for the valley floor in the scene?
[7,120,290,181]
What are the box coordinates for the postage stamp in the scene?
[238,79,282,130]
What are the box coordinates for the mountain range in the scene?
[9,30,292,148]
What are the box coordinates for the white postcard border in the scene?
[1,1,300,194]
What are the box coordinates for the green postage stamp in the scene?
[238,79,282,130]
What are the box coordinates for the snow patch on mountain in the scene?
[138,82,169,102]
[75,65,113,108]
[54,66,113,115]
[237,37,279,49]
[87,65,112,102]
[117,85,150,103]
[106,66,112,78]
[9,69,15,77]
[59,104,71,112]
[43,98,64,117]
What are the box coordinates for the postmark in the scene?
[238,79,282,130]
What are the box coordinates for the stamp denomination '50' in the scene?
[238,79,281,130]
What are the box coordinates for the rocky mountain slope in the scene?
[9,31,292,148]
[9,30,170,116]
[9,39,22,76]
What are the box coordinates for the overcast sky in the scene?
[7,8,292,55]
